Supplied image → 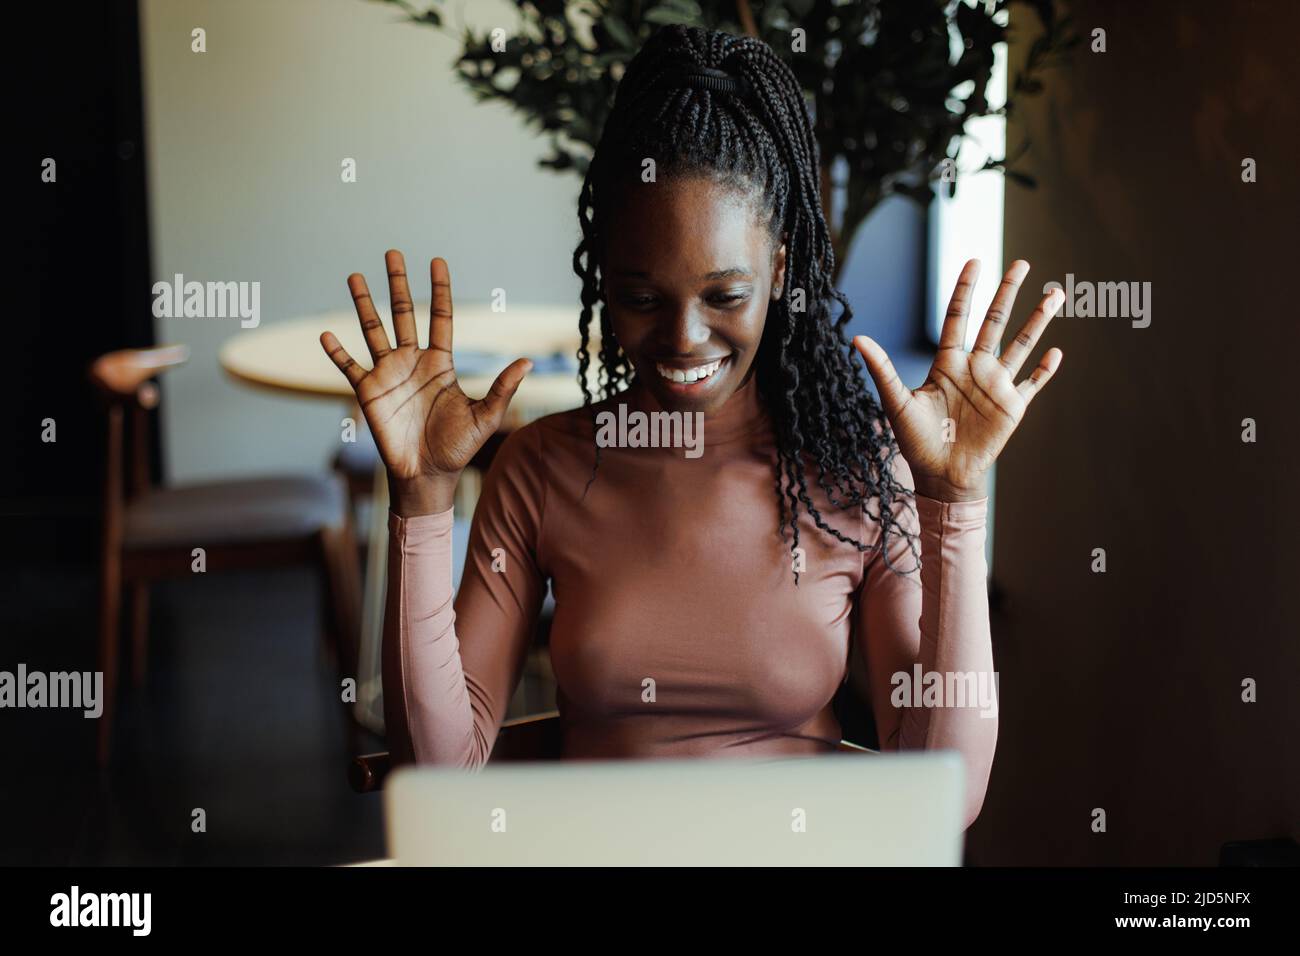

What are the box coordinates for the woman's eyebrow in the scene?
[611,266,753,279]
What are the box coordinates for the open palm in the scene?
[854,259,1064,501]
[320,251,532,483]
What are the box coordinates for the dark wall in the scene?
[9,0,155,568]
[970,0,1299,864]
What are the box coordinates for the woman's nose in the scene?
[657,306,711,354]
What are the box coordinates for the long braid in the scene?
[571,25,920,579]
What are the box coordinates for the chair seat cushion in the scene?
[124,474,348,550]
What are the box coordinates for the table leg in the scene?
[353,461,389,735]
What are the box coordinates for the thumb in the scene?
[480,357,533,426]
[852,335,911,421]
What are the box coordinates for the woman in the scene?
[320,26,1062,827]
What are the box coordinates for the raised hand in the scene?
[853,259,1064,503]
[320,251,532,514]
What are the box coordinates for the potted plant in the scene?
[372,0,1075,280]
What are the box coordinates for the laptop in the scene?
[385,751,965,866]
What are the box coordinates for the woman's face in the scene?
[601,175,786,415]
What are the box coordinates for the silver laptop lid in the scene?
[386,751,965,866]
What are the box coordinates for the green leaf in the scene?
[601,15,637,50]
[649,0,703,18]
[644,7,700,27]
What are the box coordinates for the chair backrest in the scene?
[89,346,190,554]
[348,711,560,793]
[493,716,877,760]
[491,710,564,761]
[90,345,189,405]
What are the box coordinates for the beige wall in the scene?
[971,1,1299,864]
[140,0,583,482]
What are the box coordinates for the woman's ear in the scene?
[771,240,788,299]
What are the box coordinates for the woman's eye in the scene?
[710,291,751,307]
[618,290,750,309]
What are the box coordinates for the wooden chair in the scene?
[91,346,362,765]
[348,712,879,793]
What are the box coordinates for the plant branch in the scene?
[735,0,758,38]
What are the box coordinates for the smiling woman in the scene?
[318,24,1063,830]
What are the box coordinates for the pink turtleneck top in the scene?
[384,374,998,825]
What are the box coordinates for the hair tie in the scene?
[652,65,752,99]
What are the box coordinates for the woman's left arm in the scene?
[855,470,997,830]
[851,257,1066,829]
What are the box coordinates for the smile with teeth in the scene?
[655,358,724,384]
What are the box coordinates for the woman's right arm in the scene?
[383,425,548,768]
[320,250,539,767]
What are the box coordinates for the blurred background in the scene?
[5,0,1297,866]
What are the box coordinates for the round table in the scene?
[220,303,597,733]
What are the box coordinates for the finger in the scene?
[347,272,392,362]
[429,257,454,356]
[1015,348,1063,404]
[320,331,366,387]
[386,249,418,348]
[972,259,1031,356]
[937,259,981,351]
[478,357,533,427]
[1000,287,1064,377]
[852,335,913,423]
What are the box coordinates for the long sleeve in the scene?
[854,461,999,828]
[382,425,549,769]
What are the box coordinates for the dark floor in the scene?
[2,558,389,866]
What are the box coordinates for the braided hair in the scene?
[571,25,919,581]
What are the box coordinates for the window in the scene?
[925,34,1008,575]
